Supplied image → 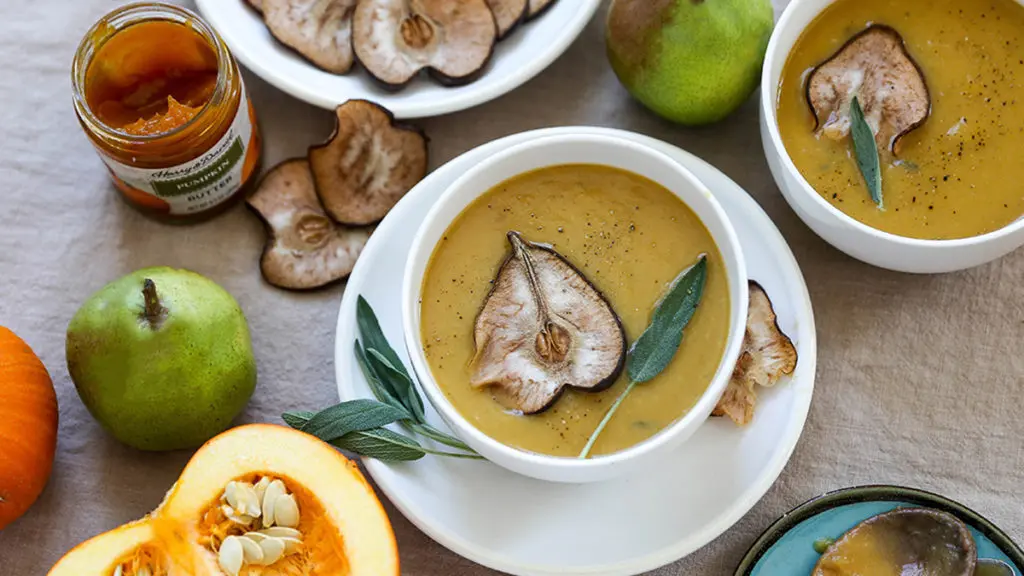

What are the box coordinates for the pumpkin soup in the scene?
[777,0,1024,239]
[419,164,730,457]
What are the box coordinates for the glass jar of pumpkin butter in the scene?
[71,2,261,223]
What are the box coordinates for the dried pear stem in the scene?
[507,231,571,364]
[141,279,167,330]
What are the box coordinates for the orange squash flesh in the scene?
[48,424,399,576]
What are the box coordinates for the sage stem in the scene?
[578,380,637,459]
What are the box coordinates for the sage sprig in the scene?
[282,296,482,462]
[578,255,708,459]
[850,96,883,207]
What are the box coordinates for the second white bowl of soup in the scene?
[761,0,1024,272]
[402,133,748,483]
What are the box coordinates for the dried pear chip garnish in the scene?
[487,0,528,39]
[352,0,497,89]
[309,100,428,226]
[712,356,759,428]
[247,159,371,290]
[712,281,797,426]
[806,24,930,154]
[470,232,626,414]
[263,0,358,74]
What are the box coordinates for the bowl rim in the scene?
[400,132,749,474]
[761,0,1024,248]
[733,484,1024,575]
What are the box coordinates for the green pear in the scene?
[66,267,256,451]
[606,0,774,125]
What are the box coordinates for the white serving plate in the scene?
[335,127,817,575]
[195,0,600,118]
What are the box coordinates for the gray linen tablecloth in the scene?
[1,1,1021,574]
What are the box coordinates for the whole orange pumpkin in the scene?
[0,326,58,530]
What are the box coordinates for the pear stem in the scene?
[142,279,167,329]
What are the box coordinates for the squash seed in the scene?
[258,537,286,565]
[261,479,286,528]
[220,504,254,526]
[237,535,265,564]
[242,531,268,543]
[223,482,243,512]
[240,483,262,517]
[218,536,244,576]
[279,536,302,555]
[259,526,302,540]
[254,476,271,503]
[273,493,300,528]
[224,481,261,518]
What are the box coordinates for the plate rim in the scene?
[194,0,602,118]
[734,484,1024,575]
[334,126,818,575]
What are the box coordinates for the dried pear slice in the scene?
[806,24,930,154]
[712,281,797,425]
[527,0,557,19]
[813,508,976,576]
[470,232,626,414]
[712,355,759,427]
[487,0,528,39]
[247,159,371,290]
[742,281,798,387]
[352,0,497,89]
[309,100,428,225]
[263,0,358,74]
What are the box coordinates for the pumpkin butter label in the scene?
[98,89,256,215]
[151,138,245,198]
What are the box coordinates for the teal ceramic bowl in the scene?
[736,485,1024,575]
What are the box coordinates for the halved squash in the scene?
[48,424,398,576]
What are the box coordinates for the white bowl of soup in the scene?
[401,133,749,483]
[761,0,1024,273]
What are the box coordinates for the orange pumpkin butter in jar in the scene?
[72,3,261,222]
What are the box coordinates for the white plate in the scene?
[334,127,817,575]
[195,0,600,118]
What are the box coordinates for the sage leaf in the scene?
[356,296,410,379]
[357,295,427,421]
[357,341,470,450]
[280,297,483,463]
[282,411,314,429]
[580,255,707,459]
[286,408,482,461]
[850,96,883,207]
[627,255,707,383]
[331,427,426,462]
[366,348,426,423]
[300,399,409,442]
[354,340,405,410]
